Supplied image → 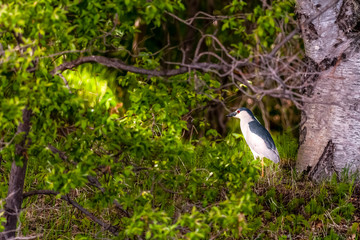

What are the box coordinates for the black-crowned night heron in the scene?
[227,107,279,176]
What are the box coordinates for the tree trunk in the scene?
[183,0,201,63]
[1,108,31,239]
[296,0,360,181]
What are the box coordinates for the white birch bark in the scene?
[296,0,360,179]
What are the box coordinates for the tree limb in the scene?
[51,55,189,77]
[50,54,242,79]
[2,107,32,240]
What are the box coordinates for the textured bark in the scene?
[1,108,31,240]
[308,140,338,181]
[296,0,360,179]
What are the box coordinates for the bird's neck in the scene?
[239,113,256,123]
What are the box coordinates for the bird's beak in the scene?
[226,111,236,117]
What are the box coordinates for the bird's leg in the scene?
[254,155,264,177]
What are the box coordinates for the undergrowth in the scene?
[1,133,359,239]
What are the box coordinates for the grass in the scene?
[21,191,114,239]
[18,167,360,239]
[1,133,360,239]
[254,172,358,238]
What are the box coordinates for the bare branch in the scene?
[165,11,204,34]
[187,11,246,24]
[12,236,42,240]
[51,55,189,76]
[51,55,244,78]
[47,52,308,107]
[269,28,300,57]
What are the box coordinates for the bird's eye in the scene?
[237,110,240,113]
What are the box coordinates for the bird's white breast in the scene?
[240,121,265,158]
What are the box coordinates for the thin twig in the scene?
[57,73,72,93]
[23,190,119,236]
[165,11,203,34]
[12,235,43,240]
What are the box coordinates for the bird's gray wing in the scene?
[247,120,279,163]
[248,121,276,150]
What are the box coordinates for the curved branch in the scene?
[51,55,189,77]
[51,55,237,78]
[49,52,305,104]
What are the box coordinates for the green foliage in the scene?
[63,64,117,108]
[0,0,354,239]
[220,0,296,57]
[0,201,4,233]
[249,0,295,48]
[275,131,298,160]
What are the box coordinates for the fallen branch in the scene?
[13,236,42,240]
[23,190,119,236]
